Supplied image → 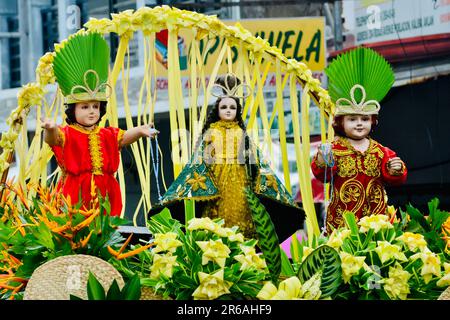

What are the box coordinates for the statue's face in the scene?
[218,97,237,122]
[341,114,372,140]
[74,100,100,127]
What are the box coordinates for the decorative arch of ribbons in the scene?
[0,6,335,240]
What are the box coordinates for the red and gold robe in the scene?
[51,124,125,216]
[311,137,407,233]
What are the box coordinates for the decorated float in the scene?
[0,6,449,300]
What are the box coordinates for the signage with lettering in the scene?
[153,17,326,91]
[344,0,450,45]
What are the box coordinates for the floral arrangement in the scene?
[0,181,146,300]
[290,204,450,300]
[115,208,270,300]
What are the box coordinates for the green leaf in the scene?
[406,204,430,232]
[343,212,359,236]
[147,208,182,234]
[32,223,55,251]
[86,272,106,300]
[280,249,295,277]
[245,188,281,282]
[121,274,141,300]
[69,294,84,300]
[184,199,195,224]
[297,245,342,298]
[427,198,449,231]
[105,280,122,300]
[290,233,303,265]
[362,228,374,248]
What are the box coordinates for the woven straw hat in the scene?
[24,255,124,300]
[438,286,450,300]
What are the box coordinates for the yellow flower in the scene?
[111,9,136,38]
[396,232,428,252]
[234,245,267,271]
[340,252,366,283]
[437,263,450,287]
[358,214,393,233]
[40,51,54,64]
[326,229,351,250]
[0,154,10,173]
[382,263,411,300]
[186,217,234,238]
[84,18,114,34]
[374,241,407,264]
[0,130,19,150]
[6,109,21,126]
[149,254,178,279]
[186,172,207,191]
[133,7,163,35]
[17,83,45,108]
[257,277,301,300]
[187,217,219,232]
[245,36,270,53]
[256,281,278,300]
[36,53,56,86]
[277,277,302,299]
[222,227,244,242]
[192,269,232,300]
[228,22,252,41]
[257,275,321,300]
[152,232,182,254]
[410,249,442,284]
[196,239,230,267]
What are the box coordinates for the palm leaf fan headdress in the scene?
[53,32,110,104]
[325,47,394,116]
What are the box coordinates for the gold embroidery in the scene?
[337,156,357,177]
[186,172,207,191]
[70,124,98,134]
[366,179,386,215]
[57,127,65,147]
[333,149,353,157]
[201,121,256,238]
[363,153,380,177]
[117,129,125,148]
[372,145,385,158]
[339,179,365,213]
[338,137,375,155]
[356,155,363,172]
[88,130,103,175]
[264,174,279,192]
[69,125,103,175]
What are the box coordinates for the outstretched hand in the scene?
[40,117,57,130]
[140,124,159,139]
[315,145,326,166]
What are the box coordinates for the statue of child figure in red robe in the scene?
[311,47,407,233]
[41,32,158,216]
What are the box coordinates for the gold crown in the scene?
[335,84,380,116]
[211,73,252,99]
[66,69,111,104]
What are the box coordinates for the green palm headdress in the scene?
[325,47,394,116]
[53,32,110,104]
